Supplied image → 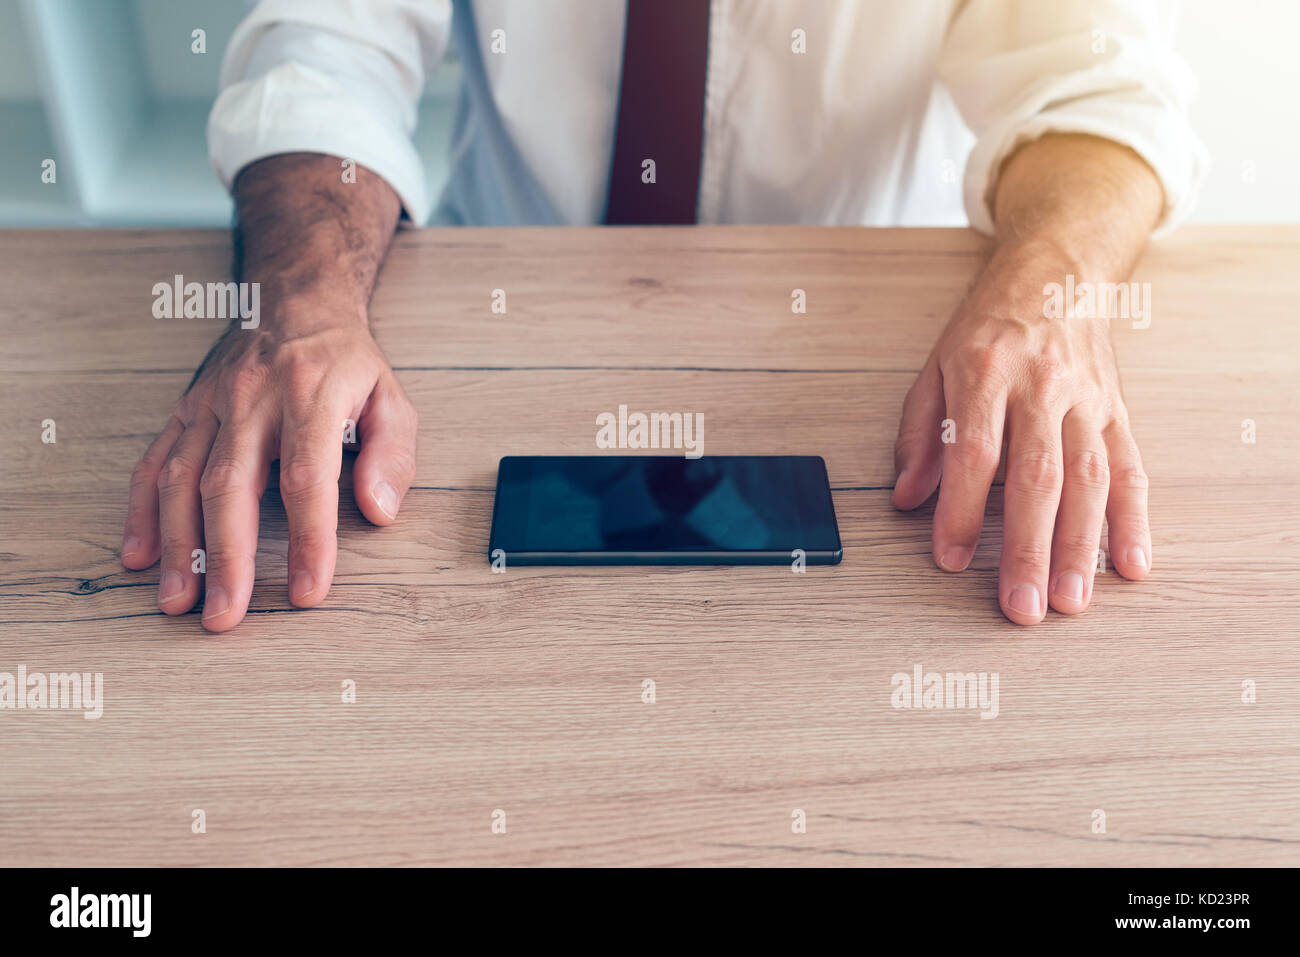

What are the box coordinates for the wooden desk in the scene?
[1,226,1297,867]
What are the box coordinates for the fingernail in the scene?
[158,570,185,603]
[123,536,141,559]
[939,546,972,572]
[373,480,399,519]
[201,586,230,621]
[1007,584,1042,617]
[1126,546,1149,570]
[1055,571,1085,603]
[291,569,316,602]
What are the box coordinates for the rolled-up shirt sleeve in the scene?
[940,0,1209,237]
[208,0,452,224]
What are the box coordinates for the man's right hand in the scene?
[120,154,411,631]
[121,307,417,632]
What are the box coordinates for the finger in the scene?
[122,415,185,569]
[892,356,945,510]
[156,410,219,615]
[998,406,1065,625]
[279,398,347,608]
[1103,419,1151,581]
[1048,408,1109,615]
[199,417,274,632]
[352,374,418,527]
[931,369,1007,572]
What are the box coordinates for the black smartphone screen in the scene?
[488,455,842,565]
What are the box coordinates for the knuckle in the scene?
[965,345,1010,380]
[1006,539,1052,570]
[1011,448,1062,490]
[283,359,324,398]
[892,430,910,458]
[387,446,419,485]
[1057,531,1101,557]
[950,433,1001,475]
[279,457,335,498]
[289,525,335,555]
[157,455,200,493]
[226,364,270,411]
[203,556,245,583]
[159,530,196,562]
[385,380,419,427]
[894,428,924,461]
[202,535,251,567]
[1111,521,1151,550]
[1067,448,1110,490]
[199,460,246,500]
[131,461,158,494]
[1111,464,1150,492]
[1025,355,1070,402]
[1027,353,1070,384]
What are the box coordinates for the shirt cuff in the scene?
[207,61,432,224]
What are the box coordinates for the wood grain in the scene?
[0,226,1297,867]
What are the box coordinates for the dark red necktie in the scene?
[603,0,712,225]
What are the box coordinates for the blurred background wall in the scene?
[0,0,1295,227]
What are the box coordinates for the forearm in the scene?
[232,153,403,328]
[989,133,1164,284]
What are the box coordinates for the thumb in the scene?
[892,356,945,511]
[352,375,418,526]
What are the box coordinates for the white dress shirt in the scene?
[208,0,1207,232]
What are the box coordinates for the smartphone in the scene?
[488,455,842,565]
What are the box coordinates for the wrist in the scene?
[964,237,1116,329]
[991,233,1106,286]
[258,285,370,335]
